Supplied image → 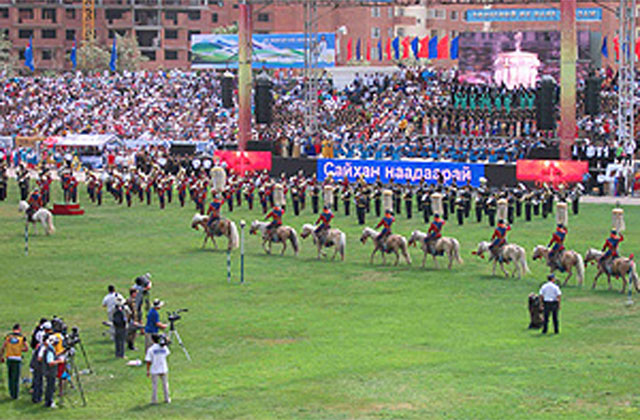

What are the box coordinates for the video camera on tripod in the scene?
[164,308,191,361]
[167,308,188,327]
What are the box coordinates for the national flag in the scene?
[346,38,353,61]
[366,38,371,61]
[401,36,411,59]
[411,37,419,59]
[24,37,34,72]
[386,38,392,61]
[377,39,382,61]
[450,36,459,60]
[601,36,608,58]
[613,36,620,61]
[418,37,429,58]
[356,38,361,60]
[636,37,640,62]
[428,36,438,59]
[392,37,400,60]
[109,37,117,72]
[70,38,77,70]
[437,35,449,59]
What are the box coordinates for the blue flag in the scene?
[356,38,361,60]
[377,39,382,61]
[109,37,117,72]
[428,36,438,59]
[450,36,459,60]
[392,37,400,60]
[24,37,34,72]
[411,37,419,58]
[601,36,608,58]
[70,38,77,70]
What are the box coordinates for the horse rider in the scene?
[26,187,42,222]
[265,202,285,241]
[315,205,333,246]
[489,219,511,261]
[375,209,395,252]
[207,192,224,235]
[426,212,445,256]
[547,223,567,271]
[599,229,624,275]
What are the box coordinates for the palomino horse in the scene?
[191,214,239,251]
[532,245,585,287]
[360,227,411,266]
[473,241,530,280]
[300,224,346,261]
[18,201,56,235]
[584,248,639,293]
[407,230,463,269]
[250,220,299,256]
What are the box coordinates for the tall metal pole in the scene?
[559,0,577,161]
[303,0,319,135]
[238,0,253,151]
[618,0,636,153]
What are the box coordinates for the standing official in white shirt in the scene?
[145,334,171,404]
[539,274,562,334]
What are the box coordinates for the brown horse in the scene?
[584,248,639,293]
[191,214,239,251]
[360,227,411,266]
[250,220,299,256]
[407,230,463,269]
[532,245,585,287]
[300,224,346,261]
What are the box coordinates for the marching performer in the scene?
[265,183,285,241]
[489,199,511,261]
[547,202,568,271]
[315,186,334,246]
[375,189,395,252]
[425,193,445,256]
[207,167,226,234]
[599,209,625,275]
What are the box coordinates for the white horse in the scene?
[407,230,463,269]
[250,220,299,256]
[18,201,56,235]
[191,213,239,251]
[360,227,411,266]
[300,223,346,261]
[474,241,529,280]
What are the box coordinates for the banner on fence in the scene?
[317,159,485,186]
[516,159,588,185]
[214,151,272,173]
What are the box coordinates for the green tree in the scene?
[77,39,110,72]
[115,34,148,72]
[0,32,20,75]
[212,23,238,34]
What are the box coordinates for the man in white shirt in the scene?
[102,285,119,339]
[539,274,562,334]
[145,334,171,404]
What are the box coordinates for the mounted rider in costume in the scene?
[600,208,625,275]
[489,198,511,262]
[425,192,445,256]
[375,189,395,252]
[207,167,226,235]
[547,201,568,271]
[315,185,334,246]
[265,183,285,242]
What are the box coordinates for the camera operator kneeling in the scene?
[145,333,171,405]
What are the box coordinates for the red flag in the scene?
[418,36,429,58]
[437,35,449,59]
[401,36,411,59]
[636,38,640,62]
[346,38,353,61]
[613,36,620,61]
[386,38,392,61]
[366,38,371,61]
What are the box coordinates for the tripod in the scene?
[167,319,191,362]
[60,349,87,407]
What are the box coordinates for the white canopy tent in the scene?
[56,134,123,148]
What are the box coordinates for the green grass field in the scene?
[1,182,639,419]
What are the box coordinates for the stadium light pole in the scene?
[237,0,252,151]
[559,0,577,161]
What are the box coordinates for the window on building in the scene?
[257,13,269,22]
[397,27,405,37]
[427,9,445,19]
[65,8,76,20]
[165,50,178,60]
[106,9,124,21]
[396,8,405,17]
[188,30,200,41]
[211,13,218,23]
[387,28,393,39]
[233,4,238,8]
[165,29,178,39]
[165,11,177,22]
[371,27,380,39]
[109,29,127,39]
[450,10,458,20]
[371,7,380,18]
[1,28,8,38]
[430,29,438,38]
[42,50,53,61]
[0,8,8,19]
[18,8,34,21]
[66,29,75,41]
[141,50,156,61]
[451,30,458,38]
[18,29,33,39]
[371,46,379,60]
[42,8,56,22]
[19,49,26,60]
[388,7,393,18]
[188,11,200,20]
[42,29,57,39]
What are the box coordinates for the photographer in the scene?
[42,335,65,409]
[133,274,153,323]
[112,296,129,358]
[101,285,119,339]
[126,288,141,351]
[144,299,167,352]
[1,324,29,399]
[145,333,171,404]
[30,321,53,404]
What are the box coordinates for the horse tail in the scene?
[452,238,463,264]
[290,228,299,256]
[575,252,585,287]
[339,231,347,261]
[402,237,412,265]
[520,248,530,275]
[229,221,239,249]
[46,212,56,235]
[629,260,640,292]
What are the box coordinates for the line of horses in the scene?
[190,214,639,294]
